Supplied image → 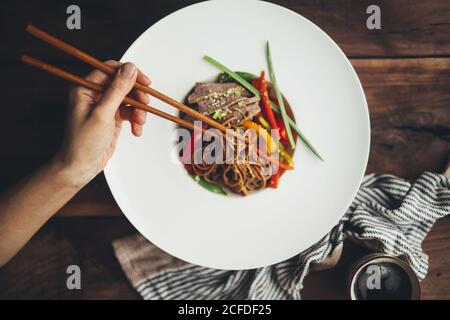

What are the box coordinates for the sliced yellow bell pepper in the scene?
[257,116,294,166]
[242,120,277,153]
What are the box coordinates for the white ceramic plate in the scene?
[104,0,370,270]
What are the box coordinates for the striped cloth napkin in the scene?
[113,170,450,300]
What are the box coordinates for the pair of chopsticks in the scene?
[22,24,230,135]
[22,25,294,170]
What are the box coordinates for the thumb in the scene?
[96,62,137,117]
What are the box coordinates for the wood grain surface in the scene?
[1,217,448,300]
[0,0,449,300]
[2,0,450,62]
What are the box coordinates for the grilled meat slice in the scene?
[187,82,260,125]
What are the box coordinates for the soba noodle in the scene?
[190,117,274,196]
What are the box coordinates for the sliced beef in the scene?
[188,82,251,104]
[187,82,260,126]
[220,98,261,125]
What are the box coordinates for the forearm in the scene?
[0,159,83,267]
[0,61,144,268]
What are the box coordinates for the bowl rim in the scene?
[348,253,421,300]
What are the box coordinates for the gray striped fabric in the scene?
[122,172,450,300]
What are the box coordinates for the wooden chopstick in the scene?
[25,24,229,136]
[21,54,198,131]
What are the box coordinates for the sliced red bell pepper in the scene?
[251,79,260,90]
[259,71,279,132]
[270,166,287,188]
[182,134,194,173]
[269,171,281,188]
[275,113,288,145]
[182,124,204,173]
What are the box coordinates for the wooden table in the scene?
[0,0,449,299]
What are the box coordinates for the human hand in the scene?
[53,60,151,188]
